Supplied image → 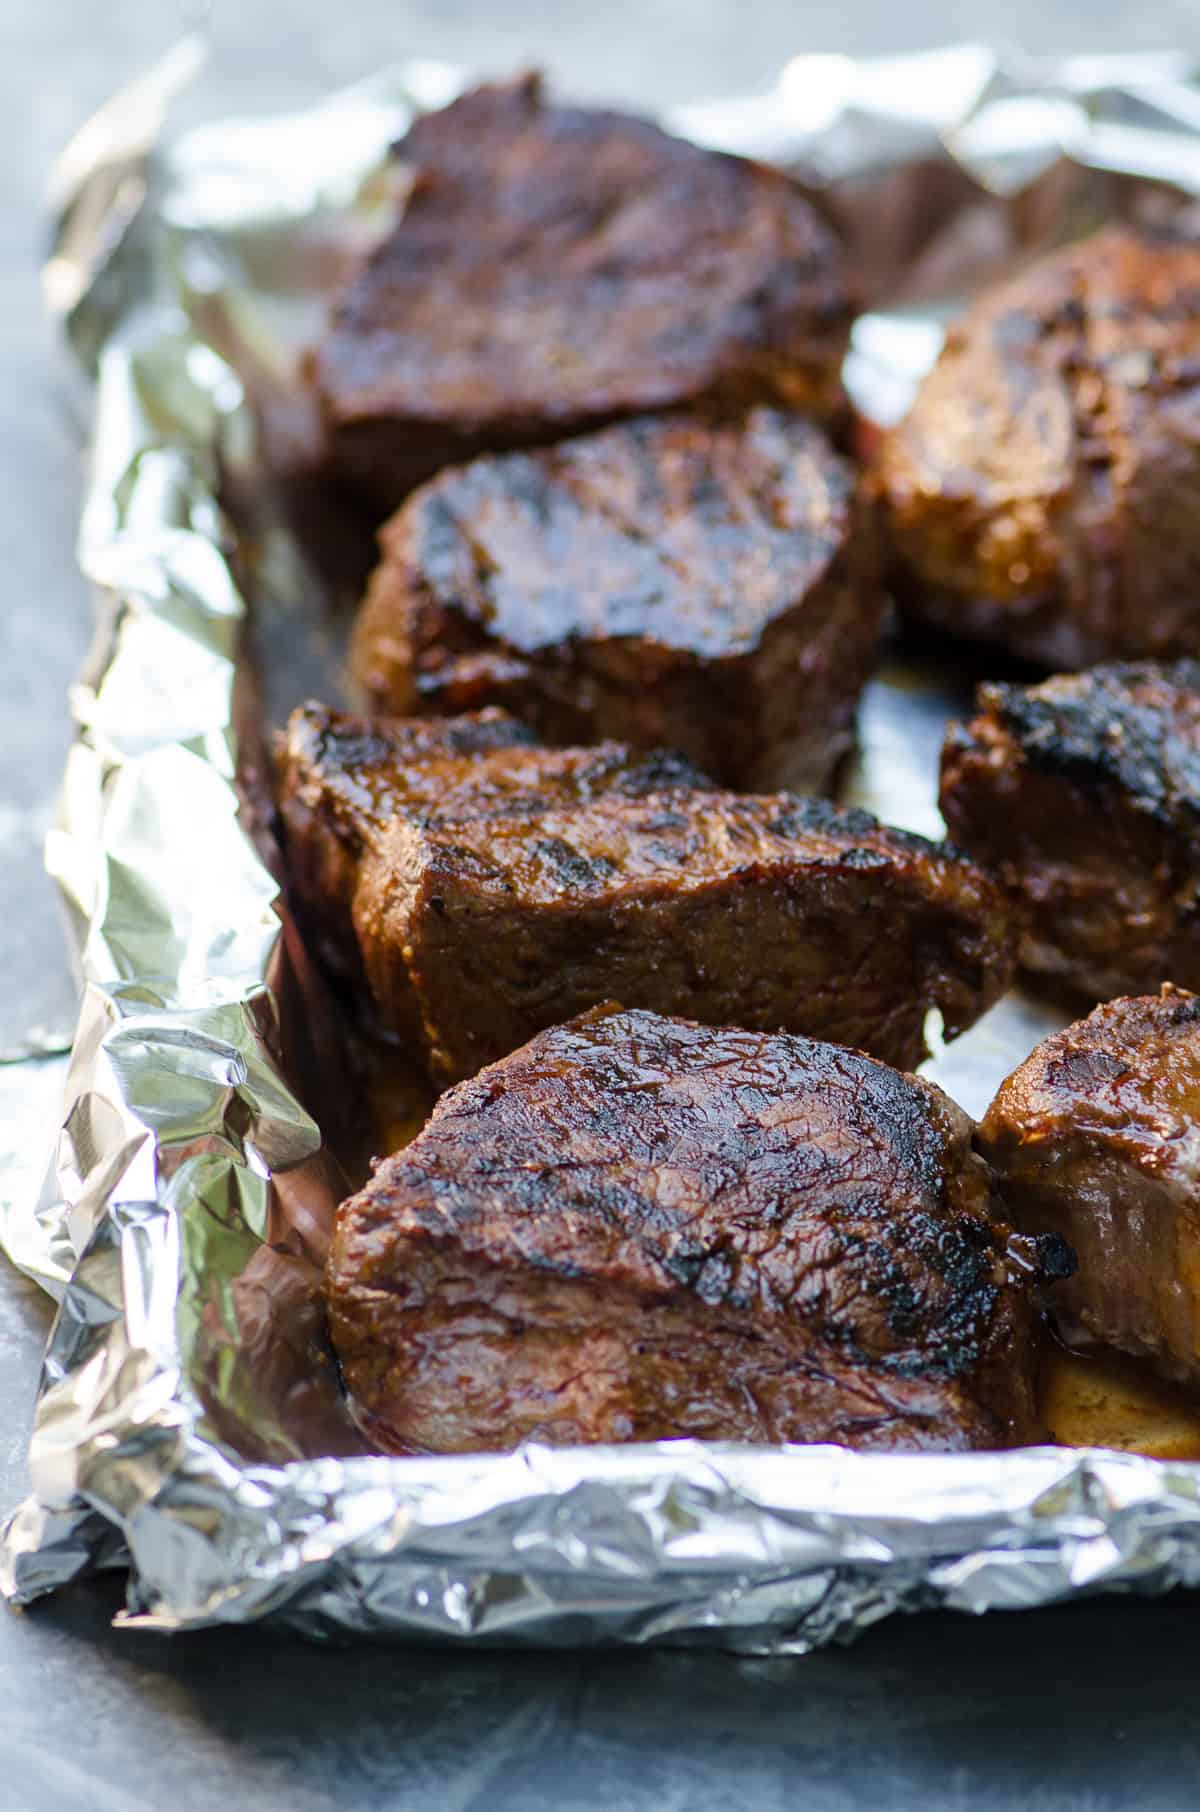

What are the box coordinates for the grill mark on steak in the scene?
[527,837,618,890]
[327,1006,1061,1454]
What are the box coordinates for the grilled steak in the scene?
[979,987,1200,1389]
[277,700,705,990]
[349,408,883,794]
[312,75,852,510]
[940,662,1200,1002]
[879,227,1200,667]
[328,1006,1060,1455]
[279,703,1013,1086]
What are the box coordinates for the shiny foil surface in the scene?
[6,40,1200,1649]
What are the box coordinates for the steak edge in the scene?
[940,661,1200,1002]
[979,986,1200,1390]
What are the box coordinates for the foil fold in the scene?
[7,40,1200,1649]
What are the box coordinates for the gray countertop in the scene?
[5,4,1200,1806]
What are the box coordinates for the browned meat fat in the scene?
[312,75,852,509]
[276,704,1015,1087]
[940,661,1200,1003]
[879,227,1200,667]
[979,987,1200,1390]
[328,1007,1062,1455]
[349,407,883,794]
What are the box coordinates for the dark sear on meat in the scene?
[278,704,537,983]
[979,987,1200,1391]
[311,74,853,511]
[276,703,1015,1088]
[940,661,1200,1004]
[878,226,1200,668]
[276,701,705,987]
[349,408,884,793]
[328,1006,1067,1456]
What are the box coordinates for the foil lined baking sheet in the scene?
[6,40,1200,1649]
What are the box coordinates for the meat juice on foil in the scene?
[5,40,1200,1647]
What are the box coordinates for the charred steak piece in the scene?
[349,408,883,794]
[979,987,1200,1390]
[328,1006,1061,1455]
[312,75,852,510]
[879,227,1200,668]
[940,662,1200,1003]
[352,787,1013,1087]
[277,701,706,990]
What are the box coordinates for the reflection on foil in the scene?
[7,39,1200,1649]
[843,312,951,427]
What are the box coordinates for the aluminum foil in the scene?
[8,39,1200,1650]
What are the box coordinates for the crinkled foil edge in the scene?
[6,41,1200,1649]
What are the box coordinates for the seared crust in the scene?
[328,1006,1054,1454]
[276,701,706,993]
[979,987,1200,1388]
[313,76,852,510]
[940,661,1200,1001]
[880,227,1200,667]
[350,408,884,793]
